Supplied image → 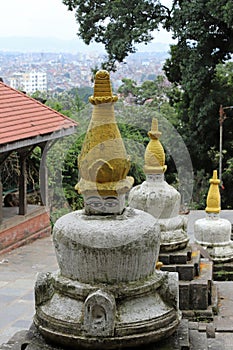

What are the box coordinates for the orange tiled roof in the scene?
[0,81,78,146]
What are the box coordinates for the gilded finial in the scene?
[205,170,221,214]
[148,118,161,139]
[144,118,167,174]
[75,70,134,214]
[89,70,118,105]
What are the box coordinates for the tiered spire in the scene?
[144,118,167,174]
[75,70,134,198]
[89,70,118,105]
[205,170,221,214]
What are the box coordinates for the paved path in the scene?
[0,237,58,344]
[0,210,233,346]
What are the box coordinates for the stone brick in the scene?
[176,319,189,349]
[170,252,188,265]
[206,323,215,338]
[161,264,176,272]
[198,260,213,281]
[190,280,209,310]
[189,329,207,350]
[158,253,170,265]
[179,282,190,310]
[176,264,195,281]
[207,338,225,350]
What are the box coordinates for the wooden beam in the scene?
[0,127,76,154]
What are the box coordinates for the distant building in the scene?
[9,71,47,93]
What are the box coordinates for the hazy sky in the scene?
[0,0,173,43]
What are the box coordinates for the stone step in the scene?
[176,318,190,349]
[160,262,197,281]
[159,246,192,265]
[189,329,207,349]
[179,279,212,311]
[159,246,202,281]
[189,329,225,350]
[189,322,225,350]
[181,283,218,320]
[179,262,215,314]
[1,320,227,350]
[207,338,225,350]
[134,318,190,349]
[213,260,233,281]
[198,259,213,281]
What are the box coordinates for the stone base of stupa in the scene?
[128,178,189,253]
[194,217,233,263]
[32,208,180,349]
[158,216,189,252]
[2,318,227,350]
[34,270,181,349]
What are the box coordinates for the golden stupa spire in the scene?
[143,118,167,174]
[75,70,134,198]
[205,170,221,214]
[89,70,118,105]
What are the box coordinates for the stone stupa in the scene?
[128,118,189,252]
[194,170,233,262]
[33,71,181,349]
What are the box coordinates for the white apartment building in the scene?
[10,71,47,93]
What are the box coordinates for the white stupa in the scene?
[33,71,181,349]
[194,170,233,262]
[128,118,189,252]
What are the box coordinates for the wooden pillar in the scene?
[18,152,27,215]
[40,143,49,208]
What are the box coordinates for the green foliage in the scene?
[118,78,138,98]
[45,101,91,222]
[117,75,172,106]
[114,100,183,188]
[1,152,19,193]
[163,0,233,176]
[62,0,164,70]
[189,170,209,210]
[222,157,233,209]
[117,121,147,185]
[62,0,233,209]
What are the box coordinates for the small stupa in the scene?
[128,118,189,252]
[194,170,233,262]
[33,71,181,349]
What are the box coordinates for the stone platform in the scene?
[0,318,227,350]
[213,260,233,281]
[1,211,233,349]
[159,244,218,320]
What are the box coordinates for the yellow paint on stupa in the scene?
[75,70,134,196]
[89,70,118,105]
[143,118,167,174]
[205,170,221,214]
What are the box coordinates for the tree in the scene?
[163,0,233,170]
[62,0,233,209]
[62,0,233,171]
[62,1,233,67]
[62,0,168,70]
[118,78,138,98]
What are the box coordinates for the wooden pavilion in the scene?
[0,81,78,254]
